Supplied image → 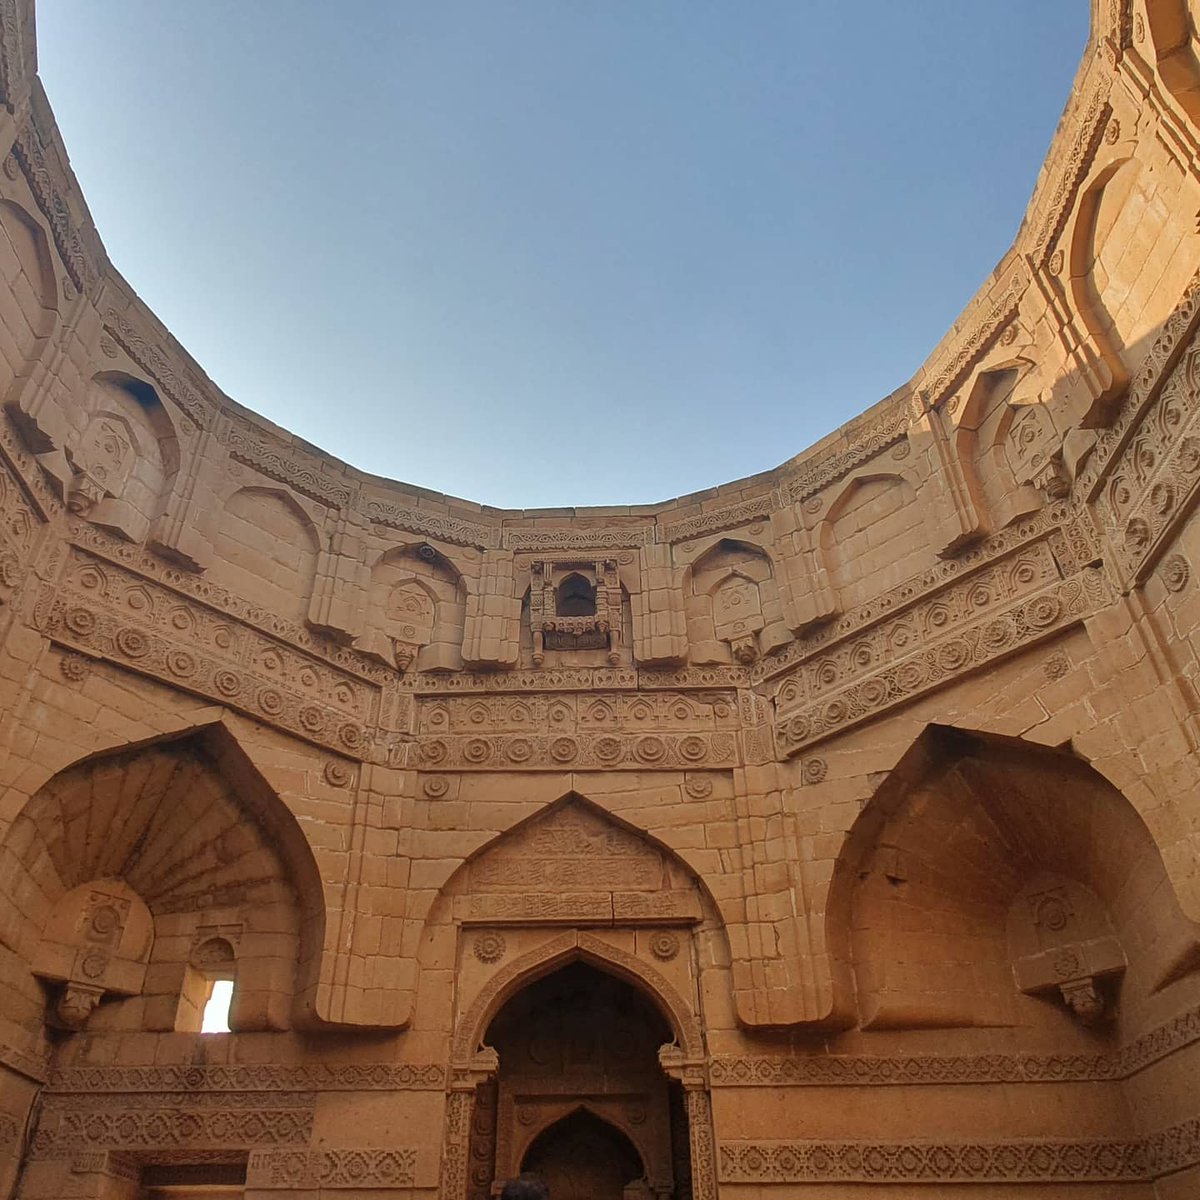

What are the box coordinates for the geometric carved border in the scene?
[45,1063,445,1093]
[775,568,1106,755]
[30,1108,313,1156]
[716,1135,1152,1184]
[247,1148,417,1189]
[712,1001,1200,1088]
[719,1117,1200,1184]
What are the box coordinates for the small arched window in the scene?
[555,573,597,617]
[177,935,237,1033]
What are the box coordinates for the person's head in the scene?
[499,1174,549,1200]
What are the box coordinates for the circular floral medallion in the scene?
[166,649,197,679]
[594,735,624,765]
[634,735,667,765]
[338,722,365,750]
[64,607,96,637]
[505,737,534,764]
[473,932,506,964]
[463,737,491,764]
[649,931,680,962]
[299,704,325,733]
[59,653,91,682]
[684,775,713,799]
[324,760,353,788]
[802,757,827,784]
[534,735,575,767]
[1163,554,1191,593]
[115,627,149,658]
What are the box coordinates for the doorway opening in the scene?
[467,960,692,1200]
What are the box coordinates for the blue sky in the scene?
[37,2,1087,509]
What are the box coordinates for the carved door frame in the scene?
[438,930,716,1200]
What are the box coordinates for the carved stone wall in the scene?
[4,1,1200,1197]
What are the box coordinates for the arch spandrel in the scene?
[450,929,704,1065]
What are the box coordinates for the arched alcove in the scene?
[207,486,321,625]
[365,541,466,671]
[685,538,788,664]
[827,726,1200,1034]
[0,725,325,1036]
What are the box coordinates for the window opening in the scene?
[555,573,597,617]
[201,978,233,1033]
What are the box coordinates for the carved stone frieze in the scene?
[416,729,736,772]
[247,1148,417,1189]
[786,406,910,503]
[711,1001,1200,1087]
[658,495,777,545]
[225,422,354,508]
[754,501,1095,686]
[1098,329,1200,582]
[414,664,749,693]
[0,0,26,111]
[11,126,96,293]
[775,569,1107,754]
[502,526,650,550]
[416,687,739,770]
[41,1091,315,1112]
[35,543,388,758]
[0,452,38,612]
[46,1062,445,1092]
[365,496,498,548]
[1079,273,1200,499]
[1030,80,1113,264]
[716,1134,1150,1184]
[916,267,1030,409]
[103,309,210,428]
[30,1107,313,1156]
[66,521,393,681]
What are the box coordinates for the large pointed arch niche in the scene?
[826,725,1200,1035]
[0,724,326,1035]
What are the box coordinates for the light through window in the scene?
[200,979,233,1033]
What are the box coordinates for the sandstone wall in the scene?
[4,1,1200,1197]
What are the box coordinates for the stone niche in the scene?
[527,559,627,667]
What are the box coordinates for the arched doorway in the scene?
[522,1109,644,1200]
[466,961,689,1200]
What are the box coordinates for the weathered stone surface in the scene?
[4,3,1200,1197]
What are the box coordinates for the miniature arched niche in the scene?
[826,726,1200,1033]
[1144,0,1200,127]
[685,538,789,664]
[954,363,1056,529]
[364,541,466,671]
[0,198,58,415]
[820,473,932,611]
[65,372,181,542]
[207,486,321,625]
[0,725,326,1035]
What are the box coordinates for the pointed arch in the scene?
[825,724,1200,1030]
[207,485,321,624]
[451,930,702,1062]
[0,721,326,1032]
